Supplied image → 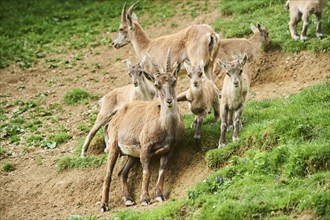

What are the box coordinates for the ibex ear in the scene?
[143,71,155,82]
[217,58,227,69]
[257,23,261,30]
[183,60,191,71]
[239,54,248,66]
[250,23,257,33]
[126,13,136,28]
[126,59,133,69]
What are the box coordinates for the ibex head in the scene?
[127,58,154,87]
[152,49,180,108]
[112,1,139,49]
[184,60,205,89]
[250,23,271,45]
[217,54,247,88]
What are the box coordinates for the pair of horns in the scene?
[121,1,139,22]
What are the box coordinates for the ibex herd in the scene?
[79,1,327,212]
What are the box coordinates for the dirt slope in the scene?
[1,3,330,220]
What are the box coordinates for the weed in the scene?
[0,146,6,156]
[56,155,106,172]
[63,88,95,105]
[2,161,15,172]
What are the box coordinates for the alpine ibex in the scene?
[80,60,156,158]
[213,23,270,77]
[112,1,220,79]
[217,55,250,148]
[101,49,185,211]
[177,61,220,140]
[285,0,328,41]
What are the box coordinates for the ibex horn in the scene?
[127,1,139,16]
[121,2,127,22]
[166,48,171,72]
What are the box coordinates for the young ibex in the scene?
[217,55,250,148]
[112,1,220,79]
[213,23,270,77]
[80,60,156,158]
[285,0,328,41]
[177,61,220,140]
[101,49,185,211]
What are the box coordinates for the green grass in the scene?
[101,83,329,219]
[56,155,107,172]
[2,161,15,172]
[63,88,96,105]
[213,0,330,52]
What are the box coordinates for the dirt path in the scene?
[1,2,330,219]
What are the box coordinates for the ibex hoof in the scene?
[300,35,307,41]
[101,204,109,212]
[80,153,87,158]
[293,35,299,40]
[194,134,201,140]
[124,199,135,206]
[227,125,233,130]
[155,195,166,202]
[141,199,151,206]
[218,143,225,148]
[316,33,323,39]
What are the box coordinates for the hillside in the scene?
[0,0,329,219]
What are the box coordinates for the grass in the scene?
[100,83,329,219]
[63,88,96,105]
[213,0,330,52]
[2,161,15,172]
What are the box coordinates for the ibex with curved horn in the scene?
[101,49,185,211]
[113,1,220,79]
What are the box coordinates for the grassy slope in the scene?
[111,83,330,220]
[1,0,330,219]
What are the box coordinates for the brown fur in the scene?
[217,55,250,148]
[177,62,220,140]
[213,23,270,78]
[80,61,156,157]
[286,0,328,40]
[113,1,220,79]
[100,52,185,211]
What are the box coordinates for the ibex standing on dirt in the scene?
[80,60,156,158]
[112,1,220,79]
[217,55,250,148]
[177,61,220,141]
[285,0,328,41]
[101,49,185,211]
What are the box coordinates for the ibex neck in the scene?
[159,99,180,130]
[250,32,262,49]
[138,77,156,101]
[130,23,151,58]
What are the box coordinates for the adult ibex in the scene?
[285,0,328,41]
[112,1,220,79]
[101,49,185,211]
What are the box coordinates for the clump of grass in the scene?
[2,161,15,172]
[56,155,106,172]
[63,88,95,105]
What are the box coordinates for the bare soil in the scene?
[1,3,329,220]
